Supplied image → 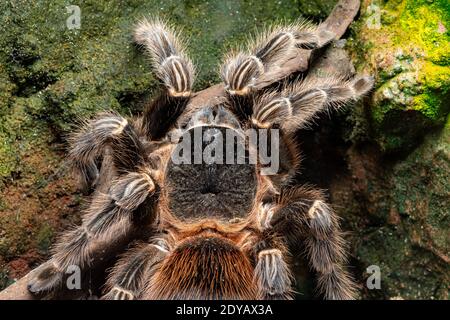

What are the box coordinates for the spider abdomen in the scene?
[144,235,257,299]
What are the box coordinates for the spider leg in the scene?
[134,18,195,140]
[251,74,374,132]
[69,113,145,190]
[260,186,357,300]
[27,171,158,295]
[221,22,333,97]
[220,21,334,120]
[251,74,373,186]
[101,239,169,300]
[249,231,294,300]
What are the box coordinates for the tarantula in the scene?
[27,17,373,300]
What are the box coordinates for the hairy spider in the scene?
[27,17,373,300]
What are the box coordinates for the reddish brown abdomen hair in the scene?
[144,236,257,299]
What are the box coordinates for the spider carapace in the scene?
[27,18,373,300]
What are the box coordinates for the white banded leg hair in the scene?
[304,199,357,300]
[254,247,294,300]
[264,186,357,300]
[134,17,195,97]
[220,20,335,96]
[251,74,374,131]
[69,113,145,190]
[134,18,196,140]
[101,239,169,300]
[252,203,294,300]
[27,171,156,294]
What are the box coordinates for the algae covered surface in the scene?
[348,0,450,152]
[0,0,448,299]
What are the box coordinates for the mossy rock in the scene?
[347,0,450,153]
[357,124,449,299]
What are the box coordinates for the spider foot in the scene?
[252,95,293,128]
[27,262,63,294]
[254,248,293,300]
[222,53,264,95]
[101,286,135,300]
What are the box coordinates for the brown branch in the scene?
[0,0,361,300]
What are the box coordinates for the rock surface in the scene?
[347,0,449,153]
[342,0,449,299]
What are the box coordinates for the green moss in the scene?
[396,0,450,66]
[296,0,337,20]
[347,0,449,152]
[350,126,450,299]
[36,223,54,254]
[385,0,448,116]
[445,113,450,129]
[0,215,30,260]
[0,133,17,179]
[0,269,13,291]
[413,62,450,119]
